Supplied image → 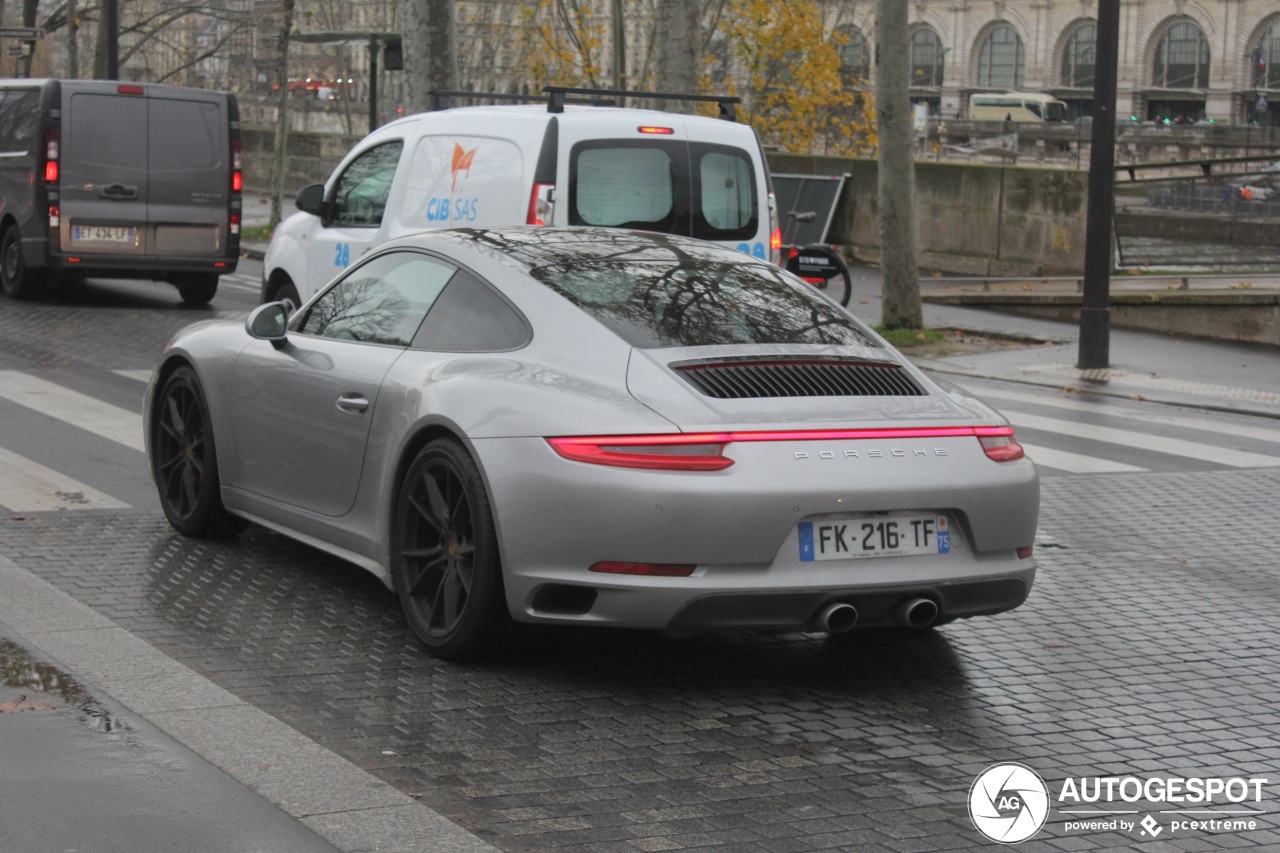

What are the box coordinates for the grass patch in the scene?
[873,324,945,348]
[241,224,274,243]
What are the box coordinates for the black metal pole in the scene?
[1078,0,1120,369]
[104,0,119,79]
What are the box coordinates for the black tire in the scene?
[151,365,246,538]
[1,226,45,299]
[272,279,302,316]
[393,439,511,660]
[818,251,852,307]
[176,274,219,306]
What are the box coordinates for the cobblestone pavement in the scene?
[2,468,1278,852]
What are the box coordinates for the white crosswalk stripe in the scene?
[0,371,145,452]
[1018,443,1146,474]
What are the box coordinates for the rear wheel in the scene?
[393,439,511,660]
[176,274,219,306]
[151,365,246,538]
[1,226,45,299]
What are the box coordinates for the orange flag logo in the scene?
[451,143,477,193]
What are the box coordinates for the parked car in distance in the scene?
[152,227,1039,660]
[0,80,242,305]
[262,87,778,313]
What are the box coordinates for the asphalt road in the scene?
[1,263,1278,851]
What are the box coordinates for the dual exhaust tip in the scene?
[816,597,939,634]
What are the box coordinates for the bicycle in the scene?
[780,210,853,307]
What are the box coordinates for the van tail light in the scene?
[229,212,241,236]
[637,126,674,135]
[43,129,59,184]
[48,205,59,228]
[768,190,781,267]
[547,434,733,471]
[231,138,243,193]
[527,182,554,226]
[977,428,1025,462]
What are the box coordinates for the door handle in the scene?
[335,394,369,414]
[100,183,139,200]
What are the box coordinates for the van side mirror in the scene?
[295,184,326,218]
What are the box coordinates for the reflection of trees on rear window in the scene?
[572,147,673,228]
[532,260,875,349]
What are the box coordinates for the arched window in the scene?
[836,26,871,84]
[1152,21,1210,88]
[977,24,1025,88]
[910,27,945,87]
[1253,18,1280,89]
[1061,23,1097,87]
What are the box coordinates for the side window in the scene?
[331,141,403,227]
[296,250,455,346]
[0,89,37,151]
[569,141,680,232]
[691,144,758,241]
[413,270,530,352]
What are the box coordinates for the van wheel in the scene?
[1,227,45,299]
[176,274,219,306]
[272,279,301,316]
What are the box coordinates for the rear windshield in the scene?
[530,259,877,349]
[569,140,758,241]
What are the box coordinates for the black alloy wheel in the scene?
[394,439,510,660]
[152,366,245,538]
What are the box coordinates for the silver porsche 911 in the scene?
[146,227,1039,660]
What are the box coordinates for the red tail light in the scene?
[229,212,241,235]
[43,129,59,184]
[977,428,1025,462]
[549,426,1026,470]
[638,126,674,135]
[527,182,554,226]
[231,138,243,192]
[48,205,59,227]
[768,191,781,267]
[590,562,696,577]
[548,434,733,471]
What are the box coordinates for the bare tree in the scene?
[874,0,921,329]
[653,0,700,108]
[403,0,456,113]
[269,0,295,228]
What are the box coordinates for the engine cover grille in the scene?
[674,359,925,399]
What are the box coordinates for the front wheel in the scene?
[271,279,302,316]
[393,439,511,660]
[1,226,45,299]
[151,365,246,538]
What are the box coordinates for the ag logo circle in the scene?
[968,762,1050,844]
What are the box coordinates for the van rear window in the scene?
[569,140,757,242]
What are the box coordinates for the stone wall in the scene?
[769,153,1089,277]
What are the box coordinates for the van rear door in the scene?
[59,86,231,261]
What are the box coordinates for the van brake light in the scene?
[527,182,554,226]
[638,126,674,135]
[43,129,59,184]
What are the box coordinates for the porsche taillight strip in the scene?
[547,426,1024,470]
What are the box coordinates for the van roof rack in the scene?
[428,89,614,111]
[542,86,740,121]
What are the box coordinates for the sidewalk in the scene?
[844,264,1280,420]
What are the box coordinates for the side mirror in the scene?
[295,184,326,219]
[246,302,290,348]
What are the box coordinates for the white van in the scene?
[262,87,778,310]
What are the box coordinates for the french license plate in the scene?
[798,513,950,561]
[71,225,137,244]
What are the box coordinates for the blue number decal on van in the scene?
[752,242,766,259]
[334,243,350,267]
[736,242,751,255]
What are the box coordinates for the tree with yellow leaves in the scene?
[515,0,609,90]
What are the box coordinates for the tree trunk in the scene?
[653,0,700,111]
[874,0,922,330]
[403,0,457,114]
[269,0,295,229]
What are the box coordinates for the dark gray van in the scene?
[0,80,241,305]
